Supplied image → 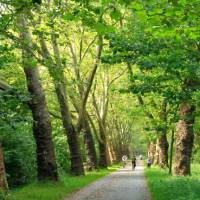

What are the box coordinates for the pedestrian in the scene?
[122,155,128,168]
[139,154,143,160]
[132,156,136,170]
[147,158,152,168]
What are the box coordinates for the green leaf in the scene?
[63,13,75,21]
[110,9,121,21]
[94,22,107,34]
[131,2,143,10]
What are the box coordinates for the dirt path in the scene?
[64,161,151,200]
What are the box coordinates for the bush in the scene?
[3,124,37,187]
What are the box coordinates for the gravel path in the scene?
[64,161,151,200]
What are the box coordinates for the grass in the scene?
[7,165,120,200]
[145,164,200,200]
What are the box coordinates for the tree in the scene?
[17,10,58,181]
[0,81,9,192]
[103,0,200,175]
[158,99,169,168]
[66,30,101,169]
[0,144,8,192]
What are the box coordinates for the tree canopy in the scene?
[0,0,200,198]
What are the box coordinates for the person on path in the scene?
[122,155,128,168]
[147,157,152,168]
[132,156,136,170]
[139,154,143,160]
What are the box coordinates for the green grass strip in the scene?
[8,165,121,200]
[144,164,200,200]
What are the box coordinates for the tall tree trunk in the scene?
[92,93,108,168]
[69,95,98,170]
[98,124,108,168]
[158,100,169,168]
[0,85,9,191]
[99,143,107,167]
[76,36,102,169]
[169,130,175,175]
[24,68,58,181]
[158,134,169,168]
[148,141,156,163]
[109,131,118,163]
[106,143,112,165]
[107,138,116,163]
[68,35,100,171]
[19,13,58,181]
[82,117,98,170]
[88,114,107,165]
[117,130,124,161]
[0,144,8,192]
[77,35,103,130]
[89,114,107,167]
[154,139,160,165]
[174,102,195,176]
[55,84,84,175]
[39,32,84,176]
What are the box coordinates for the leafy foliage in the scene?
[0,0,200,197]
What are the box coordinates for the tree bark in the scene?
[92,93,108,168]
[82,117,98,170]
[89,113,108,167]
[107,135,117,163]
[98,126,108,168]
[158,100,169,168]
[95,106,108,167]
[19,13,58,181]
[158,134,169,168]
[154,139,160,165]
[148,141,156,163]
[99,144,108,167]
[169,130,175,175]
[174,102,195,176]
[88,113,108,165]
[69,95,97,170]
[0,144,8,192]
[55,84,84,175]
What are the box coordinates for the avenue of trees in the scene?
[0,0,199,196]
